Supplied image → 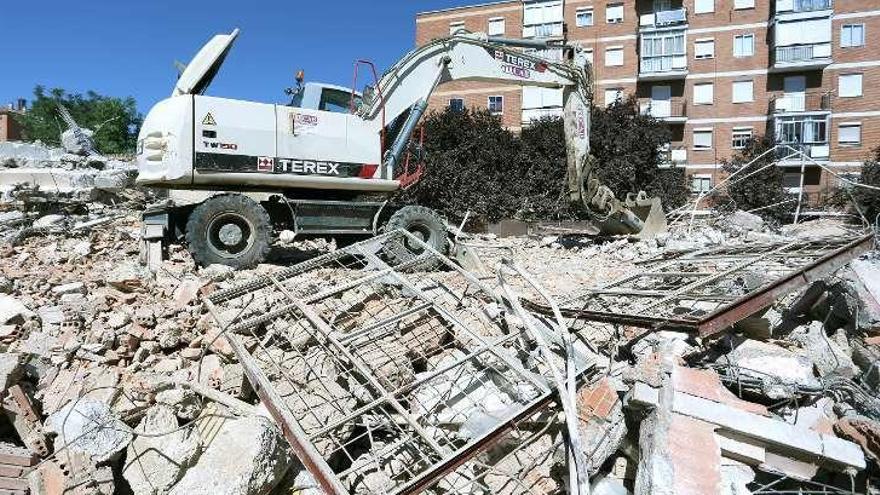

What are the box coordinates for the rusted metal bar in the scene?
[530,234,874,339]
[696,234,874,337]
[203,299,348,495]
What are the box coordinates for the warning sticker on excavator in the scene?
[202,113,217,126]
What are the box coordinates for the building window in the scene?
[488,96,504,115]
[449,21,465,35]
[841,24,865,48]
[605,46,624,66]
[838,123,861,146]
[783,166,822,188]
[604,88,624,106]
[523,0,564,38]
[732,80,754,103]
[776,116,828,147]
[732,128,753,149]
[733,34,755,57]
[734,0,754,9]
[488,17,505,36]
[693,82,714,105]
[694,0,714,14]
[693,129,714,150]
[641,33,685,72]
[692,175,713,193]
[576,8,594,27]
[839,74,863,98]
[606,3,624,23]
[694,39,715,59]
[449,98,465,112]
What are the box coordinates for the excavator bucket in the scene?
[591,195,667,239]
[622,193,668,239]
[562,90,667,240]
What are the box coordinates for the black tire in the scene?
[185,194,272,269]
[382,206,447,270]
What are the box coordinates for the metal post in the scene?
[794,145,807,224]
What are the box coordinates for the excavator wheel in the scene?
[185,194,272,269]
[382,206,447,271]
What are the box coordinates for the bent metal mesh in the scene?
[204,230,597,495]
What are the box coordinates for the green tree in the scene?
[397,107,523,222]
[16,86,142,155]
[720,134,793,222]
[397,98,689,222]
[590,97,689,211]
[850,147,880,223]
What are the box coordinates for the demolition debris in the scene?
[0,164,879,494]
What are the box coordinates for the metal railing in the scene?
[640,55,687,74]
[770,91,831,113]
[774,142,831,161]
[640,98,687,119]
[778,0,832,14]
[640,7,687,28]
[659,145,688,165]
[775,43,832,64]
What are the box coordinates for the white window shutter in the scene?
[838,124,861,144]
[694,0,714,14]
[695,40,714,58]
[694,83,714,104]
[694,130,713,148]
[839,74,863,97]
[732,81,753,102]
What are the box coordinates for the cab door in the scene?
[275,86,379,179]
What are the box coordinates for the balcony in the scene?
[659,145,687,167]
[640,30,687,79]
[639,8,687,30]
[640,98,687,123]
[523,21,564,39]
[773,43,832,70]
[773,114,831,162]
[770,91,831,114]
[775,143,830,162]
[775,0,832,15]
[640,55,688,79]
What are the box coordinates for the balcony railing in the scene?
[523,22,564,39]
[774,43,832,65]
[640,98,687,119]
[640,55,688,74]
[777,0,832,14]
[775,142,831,161]
[770,92,831,113]
[639,8,687,28]
[659,145,688,166]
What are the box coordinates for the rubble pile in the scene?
[0,141,144,247]
[0,197,878,494]
[0,139,139,230]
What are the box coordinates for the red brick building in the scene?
[416,0,880,202]
[0,109,24,142]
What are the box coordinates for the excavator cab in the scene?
[287,82,363,113]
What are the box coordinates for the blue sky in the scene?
[2,1,472,115]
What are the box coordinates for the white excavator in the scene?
[136,29,665,269]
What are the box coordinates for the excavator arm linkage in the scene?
[359,33,667,238]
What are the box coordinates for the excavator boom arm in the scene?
[360,33,665,238]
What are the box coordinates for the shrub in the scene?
[720,135,793,222]
[396,99,690,222]
[850,148,880,223]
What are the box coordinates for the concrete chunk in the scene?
[123,405,201,495]
[45,398,133,463]
[168,415,291,495]
[671,391,865,470]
